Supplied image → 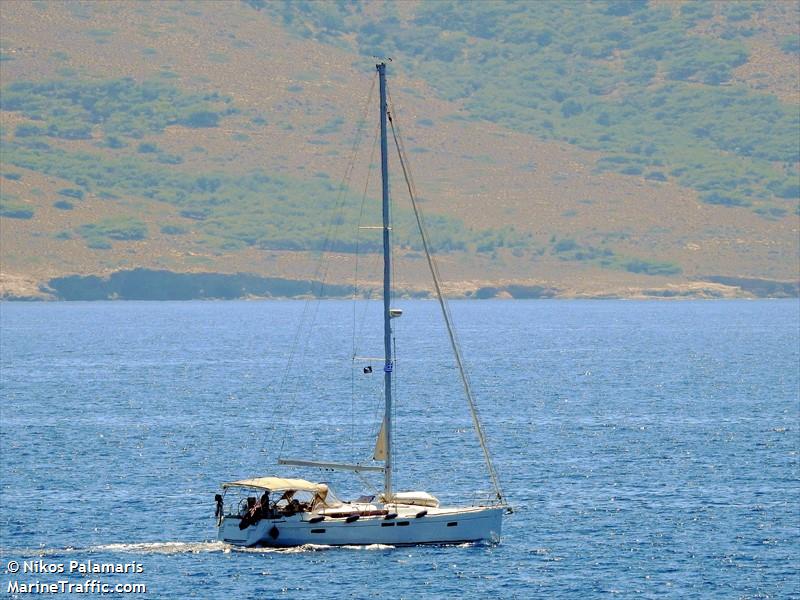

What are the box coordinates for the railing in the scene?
[469,490,505,508]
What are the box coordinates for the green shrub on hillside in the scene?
[3,139,524,254]
[157,153,184,165]
[315,116,345,135]
[779,36,800,55]
[77,217,148,243]
[161,224,188,235]
[541,235,677,275]
[15,124,44,137]
[87,239,112,250]
[1,78,235,141]
[623,258,682,276]
[103,135,127,149]
[701,192,752,207]
[181,111,220,128]
[721,2,755,23]
[680,2,714,21]
[59,188,84,200]
[0,195,34,219]
[553,238,579,253]
[252,0,798,212]
[754,206,788,220]
[550,237,615,263]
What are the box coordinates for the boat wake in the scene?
[4,541,399,557]
[89,541,232,555]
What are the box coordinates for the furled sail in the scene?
[373,419,387,461]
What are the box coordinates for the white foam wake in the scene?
[90,541,231,554]
[4,541,398,556]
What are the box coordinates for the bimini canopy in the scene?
[222,477,326,494]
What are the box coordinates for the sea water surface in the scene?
[1,300,798,598]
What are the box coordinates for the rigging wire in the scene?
[351,121,381,461]
[386,90,506,505]
[284,73,377,408]
[256,73,377,468]
[352,125,381,360]
[350,125,387,470]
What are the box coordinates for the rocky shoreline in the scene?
[1,269,797,301]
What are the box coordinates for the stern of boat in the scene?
[218,516,271,546]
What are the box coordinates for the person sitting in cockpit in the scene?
[285,498,302,515]
[255,491,271,519]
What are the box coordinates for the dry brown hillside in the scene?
[1,1,798,299]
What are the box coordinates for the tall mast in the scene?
[377,62,393,500]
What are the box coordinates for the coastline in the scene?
[1,268,797,301]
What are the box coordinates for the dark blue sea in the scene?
[1,300,798,598]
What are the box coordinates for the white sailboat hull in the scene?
[218,506,503,547]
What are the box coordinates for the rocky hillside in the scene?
[0,0,797,299]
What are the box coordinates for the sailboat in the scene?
[215,62,507,547]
